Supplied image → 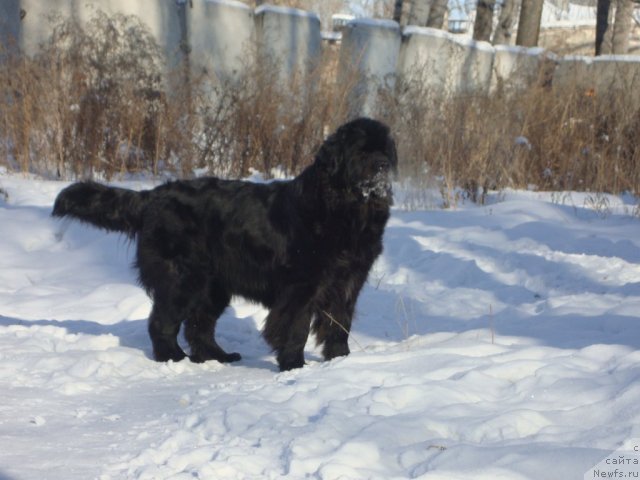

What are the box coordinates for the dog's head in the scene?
[317,118,398,202]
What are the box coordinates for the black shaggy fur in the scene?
[52,118,397,371]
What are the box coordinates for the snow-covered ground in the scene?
[1,173,640,479]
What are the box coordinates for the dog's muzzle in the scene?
[358,170,393,200]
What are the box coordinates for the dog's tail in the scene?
[52,181,148,237]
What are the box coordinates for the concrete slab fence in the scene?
[2,0,640,114]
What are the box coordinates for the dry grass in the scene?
[0,12,350,180]
[0,12,169,178]
[377,74,640,204]
[193,45,354,178]
[1,11,639,201]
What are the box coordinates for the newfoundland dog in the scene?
[52,117,397,371]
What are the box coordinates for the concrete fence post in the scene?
[553,55,592,93]
[591,55,640,107]
[188,0,255,84]
[338,18,401,118]
[491,45,557,93]
[3,2,640,116]
[254,5,321,85]
[6,0,184,70]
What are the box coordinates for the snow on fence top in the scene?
[404,25,495,54]
[255,4,320,22]
[203,0,251,11]
[493,44,548,57]
[346,17,400,31]
[593,54,640,64]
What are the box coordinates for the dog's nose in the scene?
[375,160,390,173]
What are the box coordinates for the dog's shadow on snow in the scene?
[358,205,640,352]
[0,312,280,371]
[5,200,640,365]
[0,205,281,370]
[0,314,151,355]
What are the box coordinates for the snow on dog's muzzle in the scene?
[358,170,393,200]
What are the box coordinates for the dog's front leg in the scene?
[262,286,315,371]
[313,264,370,362]
[315,306,352,361]
[274,318,310,372]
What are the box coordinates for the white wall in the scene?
[492,45,558,93]
[399,27,494,97]
[9,0,183,68]
[2,0,640,111]
[554,54,640,106]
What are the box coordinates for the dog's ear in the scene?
[388,136,399,177]
[316,133,344,176]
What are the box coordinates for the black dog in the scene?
[52,118,397,371]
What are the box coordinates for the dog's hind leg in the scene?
[184,288,241,364]
[148,301,187,362]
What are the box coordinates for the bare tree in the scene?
[393,0,404,22]
[407,0,431,26]
[493,0,518,45]
[426,0,448,29]
[473,0,496,41]
[596,0,612,54]
[596,0,634,55]
[515,0,544,47]
[611,0,634,53]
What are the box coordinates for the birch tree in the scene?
[426,0,448,29]
[611,0,634,53]
[596,0,634,55]
[393,0,404,23]
[493,0,518,45]
[515,0,544,47]
[473,0,496,41]
[407,0,431,26]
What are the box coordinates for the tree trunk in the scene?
[393,0,404,23]
[595,0,612,55]
[612,0,633,54]
[515,0,544,47]
[426,0,448,29]
[473,0,496,42]
[493,0,518,45]
[407,0,431,26]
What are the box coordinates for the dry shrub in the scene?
[1,10,639,199]
[0,11,350,180]
[0,12,174,179]
[377,72,640,205]
[194,46,351,178]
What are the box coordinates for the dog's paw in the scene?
[153,347,187,363]
[277,350,305,371]
[189,348,242,364]
[221,352,242,363]
[323,342,350,361]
